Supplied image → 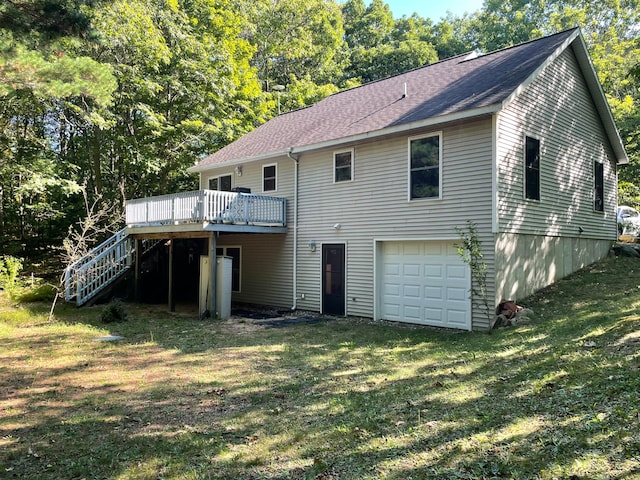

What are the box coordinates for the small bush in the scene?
[0,256,24,296]
[101,299,128,323]
[17,283,58,303]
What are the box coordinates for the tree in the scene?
[343,2,438,83]
[239,0,345,93]
[59,0,266,210]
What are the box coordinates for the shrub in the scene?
[0,256,24,298]
[101,298,128,323]
[17,283,58,303]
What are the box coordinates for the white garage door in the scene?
[380,241,471,330]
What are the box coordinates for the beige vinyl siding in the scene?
[295,118,496,329]
[199,158,296,309]
[495,234,611,302]
[497,46,618,239]
[216,233,292,307]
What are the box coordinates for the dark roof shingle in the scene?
[197,29,578,167]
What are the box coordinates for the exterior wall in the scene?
[294,117,495,329]
[216,232,292,308]
[199,155,296,309]
[497,46,618,239]
[495,233,611,301]
[495,46,618,304]
[196,46,620,329]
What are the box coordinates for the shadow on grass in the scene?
[1,257,639,479]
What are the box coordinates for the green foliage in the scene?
[1,0,638,270]
[242,0,345,91]
[0,43,116,106]
[1,257,639,479]
[456,221,493,326]
[618,181,640,208]
[0,0,97,40]
[0,256,24,296]
[100,298,128,323]
[16,281,57,303]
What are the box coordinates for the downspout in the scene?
[287,149,299,310]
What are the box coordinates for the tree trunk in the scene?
[92,126,103,196]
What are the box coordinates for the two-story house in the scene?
[66,28,628,330]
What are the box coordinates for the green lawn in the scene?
[1,256,639,479]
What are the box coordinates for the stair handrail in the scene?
[73,232,132,306]
[64,227,128,302]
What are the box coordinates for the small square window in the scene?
[334,150,353,182]
[263,164,277,192]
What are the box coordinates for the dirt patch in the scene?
[221,306,332,333]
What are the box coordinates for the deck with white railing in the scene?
[125,190,287,232]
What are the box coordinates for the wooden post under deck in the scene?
[168,239,175,312]
[208,232,217,318]
[134,239,140,302]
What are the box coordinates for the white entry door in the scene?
[380,241,471,330]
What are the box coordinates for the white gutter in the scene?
[287,149,300,310]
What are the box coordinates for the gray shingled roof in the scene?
[193,28,626,169]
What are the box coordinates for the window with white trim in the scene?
[208,174,232,191]
[409,133,441,200]
[525,136,540,200]
[263,164,277,192]
[216,246,241,292]
[334,149,353,182]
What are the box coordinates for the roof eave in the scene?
[501,29,628,165]
[290,105,501,155]
[188,105,501,172]
[572,34,629,165]
[187,149,291,174]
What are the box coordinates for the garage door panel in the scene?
[383,303,401,318]
[380,241,471,330]
[424,286,442,299]
[424,242,443,256]
[384,283,401,296]
[403,305,421,321]
[425,264,443,279]
[384,262,401,275]
[447,309,469,326]
[403,263,421,276]
[403,284,421,298]
[447,287,468,302]
[447,264,468,279]
[402,242,422,255]
[424,307,443,322]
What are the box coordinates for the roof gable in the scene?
[193,28,627,170]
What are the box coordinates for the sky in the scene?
[381,0,484,20]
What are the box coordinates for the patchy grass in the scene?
[1,256,640,479]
